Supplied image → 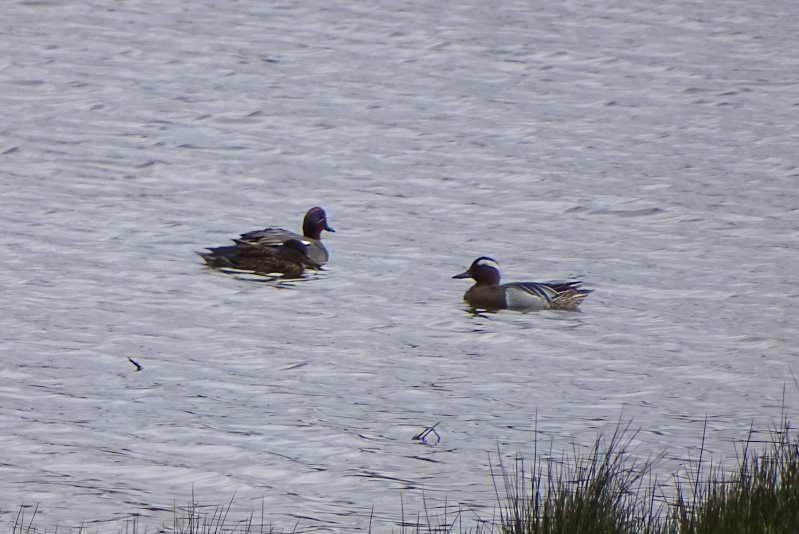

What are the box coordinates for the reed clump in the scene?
[494,417,799,534]
[493,420,663,534]
[672,419,799,534]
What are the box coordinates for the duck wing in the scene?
[238,228,302,247]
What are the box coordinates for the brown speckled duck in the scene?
[198,239,321,279]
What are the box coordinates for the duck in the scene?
[238,207,334,264]
[452,257,592,312]
[198,238,322,279]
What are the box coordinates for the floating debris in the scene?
[413,422,441,444]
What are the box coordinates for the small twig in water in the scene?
[128,358,143,371]
[413,422,441,444]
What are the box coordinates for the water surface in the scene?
[1,0,798,531]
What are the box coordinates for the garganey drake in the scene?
[453,257,592,312]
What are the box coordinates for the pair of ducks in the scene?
[198,207,333,279]
[198,207,592,312]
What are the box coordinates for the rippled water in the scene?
[2,0,798,531]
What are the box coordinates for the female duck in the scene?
[453,257,592,312]
[198,239,321,278]
[238,207,334,264]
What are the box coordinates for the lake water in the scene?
[1,0,798,532]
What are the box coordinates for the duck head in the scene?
[453,256,501,286]
[303,207,335,240]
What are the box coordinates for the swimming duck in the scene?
[198,239,322,278]
[453,257,592,312]
[238,207,334,264]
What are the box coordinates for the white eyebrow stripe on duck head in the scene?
[475,258,500,271]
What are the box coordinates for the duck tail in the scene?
[550,288,593,311]
[197,246,241,269]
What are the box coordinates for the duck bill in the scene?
[325,222,335,232]
[452,271,472,279]
[304,257,324,271]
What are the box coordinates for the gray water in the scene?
[1,0,798,531]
